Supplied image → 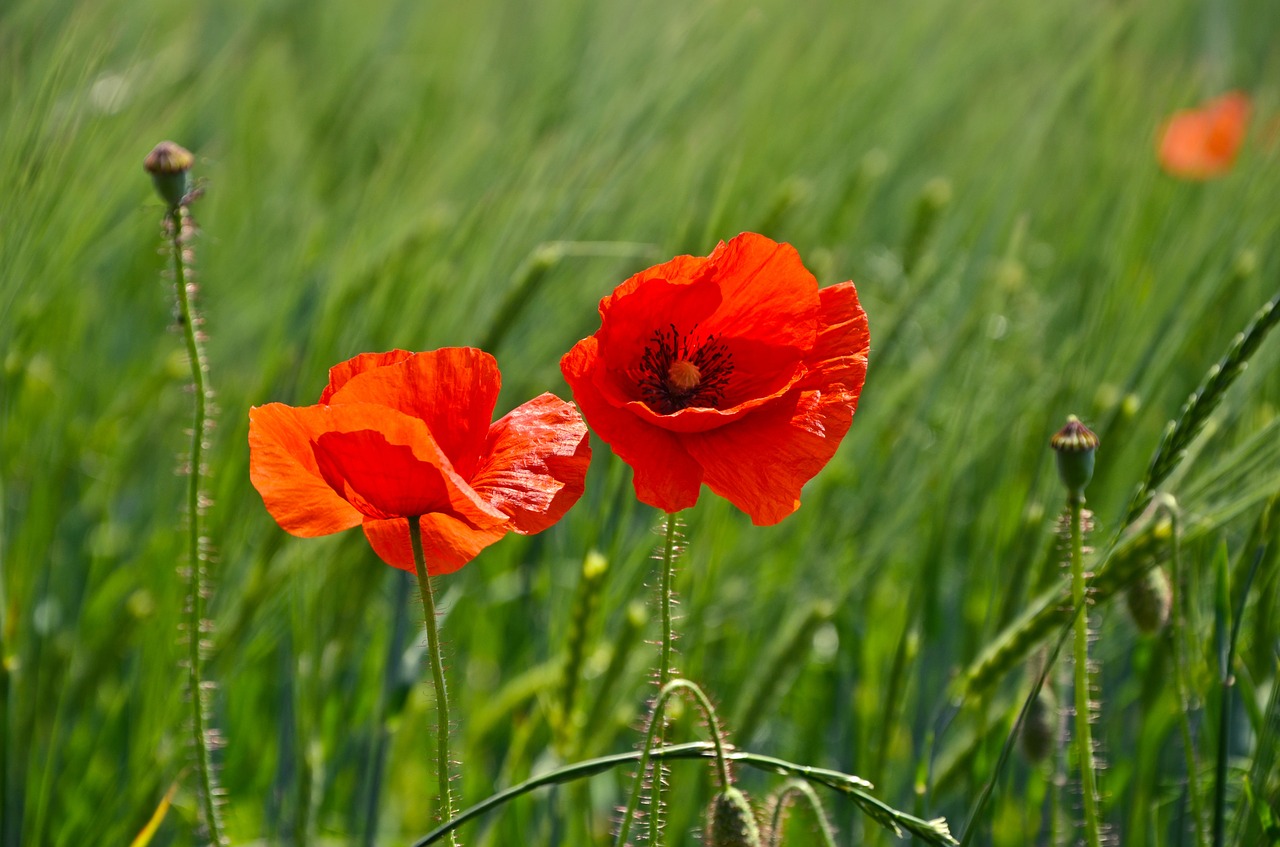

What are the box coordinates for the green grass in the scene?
[3,0,1280,844]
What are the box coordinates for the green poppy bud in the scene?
[705,786,762,847]
[1126,566,1173,634]
[143,141,194,208]
[1020,685,1060,764]
[1050,415,1099,501]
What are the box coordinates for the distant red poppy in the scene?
[1158,91,1251,179]
[250,348,590,573]
[561,232,869,525]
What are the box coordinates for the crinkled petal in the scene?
[249,403,364,537]
[328,347,500,479]
[683,389,855,526]
[311,429,507,529]
[470,393,592,534]
[801,281,870,396]
[362,516,510,574]
[562,337,703,512]
[319,350,414,403]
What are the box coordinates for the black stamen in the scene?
[634,324,734,413]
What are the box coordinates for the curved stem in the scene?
[615,679,734,847]
[414,742,955,847]
[172,206,225,846]
[409,518,459,847]
[1068,496,1102,847]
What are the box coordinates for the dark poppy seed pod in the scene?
[1020,685,1060,764]
[1050,415,1099,501]
[1126,566,1173,633]
[144,141,194,208]
[705,786,762,847]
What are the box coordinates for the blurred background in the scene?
[2,0,1279,843]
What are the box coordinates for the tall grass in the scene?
[2,0,1279,844]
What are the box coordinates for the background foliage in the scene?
[2,0,1279,844]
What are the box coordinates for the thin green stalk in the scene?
[1067,496,1101,847]
[409,518,459,847]
[1214,539,1263,847]
[1167,509,1207,847]
[361,569,412,847]
[171,205,226,847]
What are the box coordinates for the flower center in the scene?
[667,360,702,392]
[635,324,733,414]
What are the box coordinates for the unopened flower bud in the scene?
[144,141,194,208]
[1050,415,1099,501]
[1126,566,1173,634]
[706,786,762,847]
[1020,685,1060,764]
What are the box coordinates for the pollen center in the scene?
[634,324,734,414]
[667,360,702,392]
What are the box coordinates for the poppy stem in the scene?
[1067,495,1102,847]
[169,203,227,846]
[650,512,680,846]
[408,517,460,847]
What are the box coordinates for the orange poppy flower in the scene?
[561,232,869,525]
[249,348,590,573]
[1157,91,1251,179]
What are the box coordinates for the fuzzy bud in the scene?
[1126,566,1173,633]
[144,141,194,208]
[1050,415,1099,501]
[705,786,762,847]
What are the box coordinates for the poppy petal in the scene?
[469,393,591,534]
[802,281,871,394]
[697,233,819,351]
[599,251,711,307]
[562,337,703,512]
[319,350,414,403]
[249,403,364,537]
[362,515,510,574]
[311,429,506,528]
[1158,91,1251,179]
[327,347,501,479]
[683,389,854,526]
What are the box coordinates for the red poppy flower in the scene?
[1157,91,1251,179]
[561,232,869,525]
[249,348,591,573]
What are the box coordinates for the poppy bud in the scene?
[144,141,194,209]
[1020,685,1060,764]
[705,786,762,847]
[1050,415,1099,501]
[1126,566,1173,634]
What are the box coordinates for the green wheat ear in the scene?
[1123,289,1280,526]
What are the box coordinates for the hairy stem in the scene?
[171,206,225,846]
[409,518,459,847]
[1068,496,1101,847]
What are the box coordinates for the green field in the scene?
[3,0,1280,844]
